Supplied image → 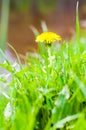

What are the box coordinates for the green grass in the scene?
[0,2,86,130]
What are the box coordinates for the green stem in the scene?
[47,47,52,67]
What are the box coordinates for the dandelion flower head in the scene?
[35,32,62,45]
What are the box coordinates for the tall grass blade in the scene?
[0,0,10,50]
[76,1,80,52]
[7,43,23,69]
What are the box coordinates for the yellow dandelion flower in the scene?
[35,32,62,45]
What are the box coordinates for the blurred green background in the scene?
[10,0,86,14]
